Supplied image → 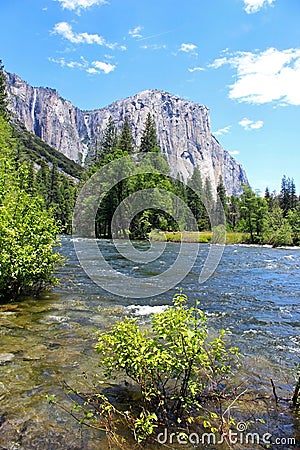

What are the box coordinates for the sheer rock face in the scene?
[6,73,248,195]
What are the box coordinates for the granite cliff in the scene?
[6,72,248,195]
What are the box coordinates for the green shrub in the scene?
[95,292,239,441]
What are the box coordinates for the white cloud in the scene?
[91,60,116,74]
[129,26,143,39]
[54,0,106,12]
[188,66,205,73]
[208,57,228,69]
[213,125,232,136]
[229,150,240,156]
[141,44,167,51]
[179,43,198,54]
[239,118,264,130]
[53,22,119,50]
[49,56,115,74]
[49,56,88,69]
[243,0,275,14]
[86,67,99,74]
[210,47,300,105]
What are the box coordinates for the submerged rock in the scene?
[0,352,15,365]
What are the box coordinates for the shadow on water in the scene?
[0,237,299,448]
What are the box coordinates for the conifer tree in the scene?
[102,116,118,154]
[95,116,118,166]
[140,113,160,153]
[118,117,134,153]
[280,175,298,215]
[217,176,227,211]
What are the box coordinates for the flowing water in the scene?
[0,237,299,449]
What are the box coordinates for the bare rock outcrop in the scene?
[6,73,248,195]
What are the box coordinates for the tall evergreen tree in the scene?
[227,195,240,230]
[95,116,118,166]
[216,176,227,211]
[280,175,298,215]
[140,113,160,153]
[118,117,134,153]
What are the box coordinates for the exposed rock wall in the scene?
[6,73,248,195]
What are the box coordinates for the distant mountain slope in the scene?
[6,72,248,195]
[13,121,83,179]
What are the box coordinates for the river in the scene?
[0,237,299,449]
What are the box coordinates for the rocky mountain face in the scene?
[6,72,248,195]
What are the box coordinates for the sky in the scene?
[0,0,300,194]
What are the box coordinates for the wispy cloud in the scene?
[179,43,198,55]
[229,150,240,156]
[239,118,264,130]
[210,47,300,105]
[141,44,167,50]
[213,125,232,136]
[129,26,143,39]
[243,0,275,14]
[54,0,106,13]
[52,22,120,50]
[188,66,205,73]
[49,56,115,74]
[49,56,88,69]
[90,60,116,74]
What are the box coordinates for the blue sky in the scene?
[1,0,300,194]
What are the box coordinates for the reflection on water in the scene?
[0,237,299,448]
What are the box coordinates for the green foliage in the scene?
[139,112,160,153]
[217,176,227,213]
[118,117,135,153]
[287,208,300,245]
[280,175,297,216]
[262,203,293,247]
[0,115,62,300]
[95,292,239,441]
[237,184,268,243]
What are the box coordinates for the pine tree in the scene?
[140,113,160,153]
[216,176,227,211]
[118,117,134,153]
[280,175,298,215]
[95,116,118,165]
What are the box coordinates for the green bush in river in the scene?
[95,291,239,442]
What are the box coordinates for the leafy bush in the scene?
[0,188,62,299]
[95,292,239,441]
